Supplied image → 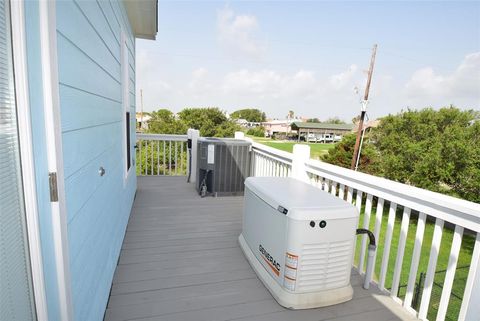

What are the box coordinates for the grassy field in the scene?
[248,136,335,159]
[353,198,474,321]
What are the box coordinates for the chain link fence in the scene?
[392,265,469,321]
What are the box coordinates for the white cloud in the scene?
[188,67,209,90]
[222,69,286,97]
[405,67,448,97]
[136,49,174,109]
[405,52,480,106]
[217,5,265,58]
[221,69,323,100]
[136,50,479,122]
[329,64,358,90]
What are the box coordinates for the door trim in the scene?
[38,0,74,320]
[10,1,49,319]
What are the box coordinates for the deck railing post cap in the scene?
[291,144,310,182]
[235,131,245,140]
[293,144,310,158]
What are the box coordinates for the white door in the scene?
[0,0,37,319]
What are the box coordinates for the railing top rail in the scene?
[137,133,188,142]
[251,142,293,163]
[304,158,480,232]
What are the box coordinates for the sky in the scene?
[136,0,480,121]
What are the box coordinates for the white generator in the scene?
[239,177,359,309]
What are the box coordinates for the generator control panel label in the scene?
[285,252,298,269]
[277,206,288,215]
[207,144,215,164]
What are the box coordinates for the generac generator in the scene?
[238,177,359,309]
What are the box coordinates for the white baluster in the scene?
[338,184,345,200]
[436,225,464,321]
[330,181,337,196]
[404,212,426,309]
[371,198,384,280]
[391,207,411,299]
[346,186,353,203]
[459,233,480,321]
[418,218,444,320]
[359,194,373,274]
[379,202,397,291]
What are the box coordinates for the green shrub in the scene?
[247,126,266,137]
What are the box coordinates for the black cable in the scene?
[187,139,192,183]
[199,170,210,198]
[356,229,376,247]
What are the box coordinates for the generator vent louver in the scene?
[298,240,352,291]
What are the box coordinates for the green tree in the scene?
[147,109,187,134]
[136,141,187,176]
[323,107,480,203]
[247,126,266,137]
[178,107,240,137]
[456,120,480,201]
[373,107,480,201]
[322,133,382,175]
[306,118,320,123]
[230,108,266,122]
[323,117,346,124]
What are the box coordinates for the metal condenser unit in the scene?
[196,138,251,197]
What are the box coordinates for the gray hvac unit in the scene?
[196,138,251,197]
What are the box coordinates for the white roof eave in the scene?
[123,0,158,40]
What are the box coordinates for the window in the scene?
[0,1,36,319]
[126,111,131,171]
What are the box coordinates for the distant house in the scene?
[235,118,249,127]
[353,119,380,133]
[136,113,152,130]
[262,119,291,137]
[291,122,354,142]
[262,117,304,137]
[248,121,262,127]
[235,118,262,128]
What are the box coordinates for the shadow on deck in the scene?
[105,177,418,321]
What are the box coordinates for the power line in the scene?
[139,50,364,72]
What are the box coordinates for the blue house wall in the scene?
[55,1,137,320]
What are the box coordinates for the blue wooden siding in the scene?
[56,1,136,320]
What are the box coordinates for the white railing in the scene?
[136,133,188,176]
[250,142,292,177]
[248,138,480,321]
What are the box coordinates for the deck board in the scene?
[105,177,418,321]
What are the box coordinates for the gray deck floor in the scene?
[105,176,418,321]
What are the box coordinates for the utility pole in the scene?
[350,44,377,170]
[140,89,144,131]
